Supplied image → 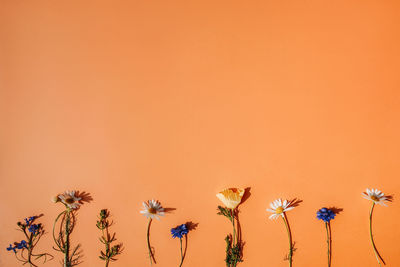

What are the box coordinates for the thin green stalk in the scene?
[325,222,331,267]
[27,232,38,267]
[15,251,27,263]
[146,218,154,265]
[232,209,239,267]
[231,209,236,246]
[102,228,110,267]
[65,210,71,267]
[21,228,36,267]
[179,238,184,267]
[282,214,293,267]
[53,211,66,251]
[369,202,385,266]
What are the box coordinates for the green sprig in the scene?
[97,209,123,267]
[217,206,234,222]
[217,206,243,267]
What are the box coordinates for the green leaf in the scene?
[217,206,233,222]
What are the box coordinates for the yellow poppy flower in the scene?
[216,188,245,209]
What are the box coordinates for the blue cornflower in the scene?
[317,208,335,223]
[6,244,16,253]
[171,224,189,239]
[28,224,40,234]
[16,240,28,249]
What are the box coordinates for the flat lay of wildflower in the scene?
[316,208,336,267]
[140,199,165,265]
[4,186,399,266]
[363,188,393,266]
[52,190,92,267]
[97,209,123,267]
[216,188,245,267]
[267,198,301,267]
[6,215,53,267]
[171,224,189,267]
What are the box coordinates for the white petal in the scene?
[362,195,371,201]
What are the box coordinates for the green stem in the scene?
[179,238,184,267]
[232,209,240,267]
[65,210,71,267]
[102,227,110,267]
[28,233,38,267]
[231,209,236,246]
[53,211,66,251]
[146,218,155,265]
[369,202,385,266]
[282,214,293,267]
[21,228,37,267]
[325,222,331,267]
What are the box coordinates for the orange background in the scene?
[1,1,400,266]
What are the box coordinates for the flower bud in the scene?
[51,195,60,203]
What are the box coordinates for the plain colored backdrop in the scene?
[1,0,400,266]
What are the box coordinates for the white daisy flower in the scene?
[58,190,82,210]
[140,200,165,220]
[267,198,295,220]
[362,188,392,206]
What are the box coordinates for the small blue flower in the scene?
[317,208,336,223]
[171,224,189,239]
[6,244,16,253]
[24,216,35,225]
[28,224,40,234]
[16,240,28,249]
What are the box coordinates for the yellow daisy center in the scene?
[275,207,284,214]
[65,197,75,204]
[371,195,380,202]
[148,207,157,214]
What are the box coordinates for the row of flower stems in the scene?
[6,188,392,266]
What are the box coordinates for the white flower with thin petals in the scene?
[140,200,165,220]
[266,198,295,220]
[58,190,82,210]
[362,188,392,206]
